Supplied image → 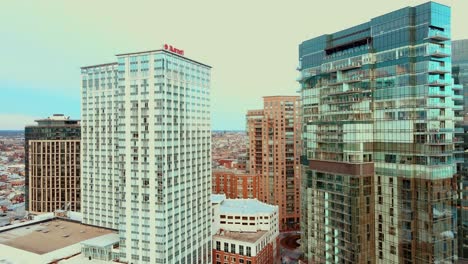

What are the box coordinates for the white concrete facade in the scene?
[81,63,120,230]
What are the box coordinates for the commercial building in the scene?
[81,45,212,263]
[212,169,259,199]
[0,213,115,264]
[298,2,457,263]
[25,114,81,213]
[452,39,468,258]
[246,96,301,231]
[211,195,279,264]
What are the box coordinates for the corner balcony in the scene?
[427,45,450,58]
[427,29,450,41]
[428,62,450,74]
[427,77,450,87]
[453,105,464,111]
[453,84,463,91]
[427,88,451,97]
[452,94,463,101]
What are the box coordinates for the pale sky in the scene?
[1,0,467,130]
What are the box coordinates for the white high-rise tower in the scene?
[81,46,212,264]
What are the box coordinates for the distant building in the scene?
[212,169,259,199]
[211,195,279,264]
[25,114,81,213]
[247,96,301,231]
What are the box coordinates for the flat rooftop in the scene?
[214,230,267,243]
[0,219,112,254]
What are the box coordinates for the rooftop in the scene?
[0,219,112,254]
[214,230,267,244]
[81,233,119,248]
[219,199,277,215]
[211,194,226,205]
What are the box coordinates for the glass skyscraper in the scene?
[298,2,456,263]
[81,48,212,264]
[452,39,468,258]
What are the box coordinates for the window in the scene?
[239,245,244,255]
[216,241,220,251]
[390,245,396,254]
[246,246,251,257]
[231,244,235,254]
[224,243,228,252]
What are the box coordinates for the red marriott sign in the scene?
[163,44,184,56]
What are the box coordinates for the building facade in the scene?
[212,169,259,199]
[81,46,212,264]
[81,63,120,229]
[452,39,468,259]
[299,2,457,263]
[25,114,81,213]
[247,96,301,231]
[211,195,279,264]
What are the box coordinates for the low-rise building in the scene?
[211,195,279,264]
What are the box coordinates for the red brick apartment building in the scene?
[246,96,301,231]
[212,169,259,199]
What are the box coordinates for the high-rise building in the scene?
[81,45,212,264]
[298,2,457,263]
[25,114,81,213]
[452,39,468,258]
[452,39,468,116]
[81,62,120,229]
[246,96,301,231]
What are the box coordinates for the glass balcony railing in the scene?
[427,88,451,97]
[427,44,451,58]
[453,105,463,111]
[453,84,463,90]
[428,29,450,41]
[428,75,450,86]
[427,62,449,74]
[455,127,464,134]
[454,116,464,122]
[453,94,463,101]
[427,115,451,121]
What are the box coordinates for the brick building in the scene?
[212,169,259,199]
[247,96,301,231]
[211,195,279,264]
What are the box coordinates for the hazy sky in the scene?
[1,0,467,130]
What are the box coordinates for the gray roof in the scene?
[81,233,119,248]
[219,199,277,215]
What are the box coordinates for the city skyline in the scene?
[2,0,468,130]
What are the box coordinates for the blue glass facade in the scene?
[299,2,456,263]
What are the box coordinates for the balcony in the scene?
[455,116,464,122]
[424,139,452,145]
[322,61,362,73]
[428,77,450,87]
[328,76,361,86]
[455,127,464,134]
[428,29,450,41]
[454,138,465,144]
[427,88,451,97]
[427,115,450,121]
[453,94,463,101]
[427,62,449,74]
[427,45,450,58]
[453,84,463,91]
[453,105,464,111]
